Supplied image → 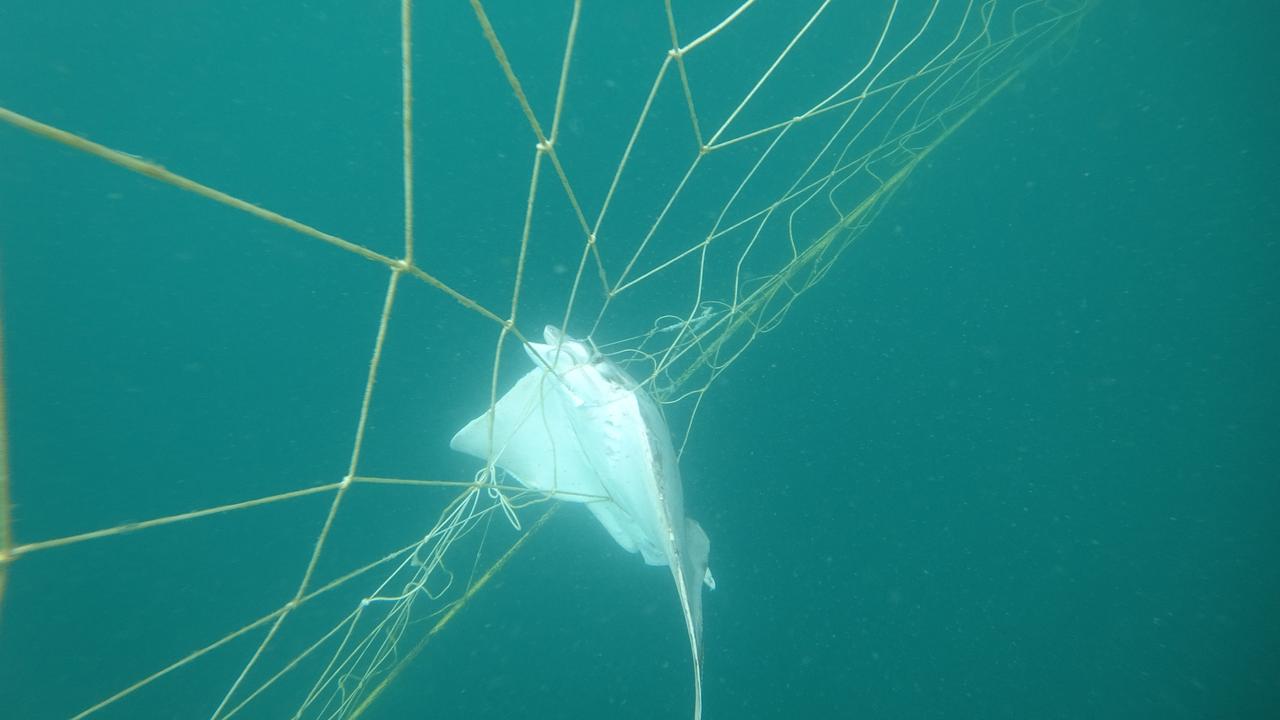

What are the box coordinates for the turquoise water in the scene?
[1,2,1276,719]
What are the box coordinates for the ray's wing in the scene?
[450,366,605,502]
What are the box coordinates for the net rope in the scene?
[0,1,1092,717]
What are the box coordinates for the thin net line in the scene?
[0,2,1095,717]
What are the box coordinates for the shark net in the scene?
[0,1,1091,718]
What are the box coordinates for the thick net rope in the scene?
[0,1,1092,717]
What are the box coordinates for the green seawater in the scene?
[0,2,1275,718]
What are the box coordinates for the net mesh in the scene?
[0,1,1091,717]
